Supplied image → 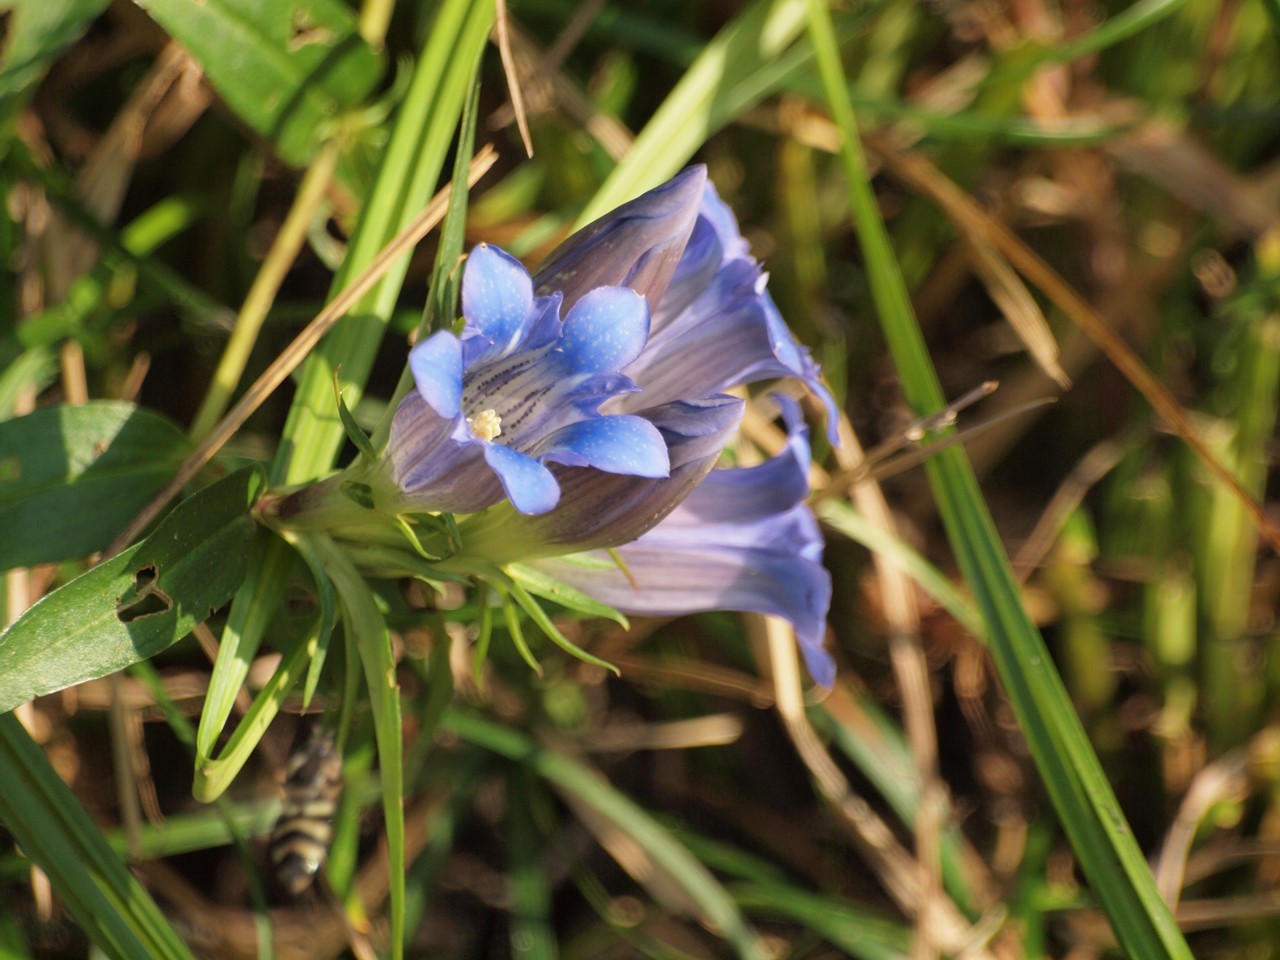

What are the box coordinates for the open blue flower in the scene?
[385,244,670,516]
[458,393,746,560]
[268,168,839,683]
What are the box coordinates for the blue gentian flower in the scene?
[263,167,838,683]
[385,244,670,516]
[458,393,747,560]
[386,166,838,520]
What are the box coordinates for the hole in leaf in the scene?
[116,564,173,623]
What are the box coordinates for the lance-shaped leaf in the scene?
[0,466,263,712]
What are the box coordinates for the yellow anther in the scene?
[466,409,502,442]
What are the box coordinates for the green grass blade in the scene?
[310,534,405,960]
[801,1,1194,956]
[193,619,320,802]
[134,0,382,167]
[0,714,195,960]
[445,711,769,960]
[577,0,808,223]
[276,0,494,485]
[731,882,909,959]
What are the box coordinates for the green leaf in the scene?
[0,0,109,124]
[0,713,196,960]
[0,466,263,712]
[0,402,191,569]
[335,372,378,461]
[131,0,383,167]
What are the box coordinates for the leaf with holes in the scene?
[0,401,192,570]
[0,466,264,712]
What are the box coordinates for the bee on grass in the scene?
[269,727,343,897]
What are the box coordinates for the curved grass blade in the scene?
[801,2,1193,956]
[0,713,196,960]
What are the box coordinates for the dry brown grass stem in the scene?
[765,616,998,959]
[875,141,1280,559]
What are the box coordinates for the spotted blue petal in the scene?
[461,244,535,359]
[559,287,650,374]
[537,415,669,477]
[482,443,561,515]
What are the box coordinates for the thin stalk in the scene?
[190,140,341,443]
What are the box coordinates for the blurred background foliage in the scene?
[1,0,1280,956]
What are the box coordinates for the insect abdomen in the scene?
[269,730,343,896]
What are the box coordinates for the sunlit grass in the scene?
[1,0,1278,957]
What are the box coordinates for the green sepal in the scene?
[506,562,629,628]
[335,370,379,461]
[282,531,338,709]
[505,576,620,677]
[495,581,542,676]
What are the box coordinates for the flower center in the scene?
[467,408,503,442]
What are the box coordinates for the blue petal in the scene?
[676,396,811,524]
[408,332,463,418]
[457,396,743,561]
[462,244,535,356]
[559,287,649,374]
[697,180,751,262]
[643,395,745,468]
[532,508,835,687]
[652,216,722,330]
[482,443,561,515]
[537,415,669,477]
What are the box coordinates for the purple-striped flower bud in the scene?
[533,165,707,313]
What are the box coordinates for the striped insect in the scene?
[269,727,344,896]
